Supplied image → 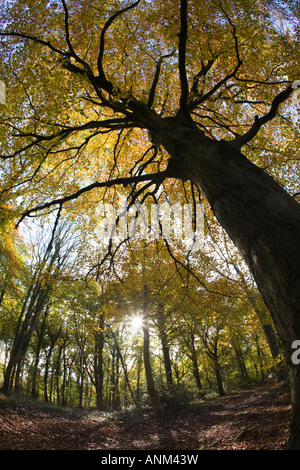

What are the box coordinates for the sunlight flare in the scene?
[130,314,144,331]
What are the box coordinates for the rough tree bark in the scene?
[151,112,300,448]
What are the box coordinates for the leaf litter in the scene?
[0,379,291,450]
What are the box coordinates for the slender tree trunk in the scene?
[76,351,85,409]
[110,329,138,406]
[155,114,300,448]
[110,343,120,409]
[94,314,105,410]
[44,356,50,403]
[55,345,63,406]
[14,359,23,393]
[189,333,205,396]
[161,338,173,386]
[2,283,50,393]
[43,327,61,403]
[1,286,34,393]
[31,346,41,398]
[233,344,250,383]
[2,349,18,393]
[32,310,48,398]
[255,335,265,381]
[261,324,280,360]
[136,348,143,404]
[214,361,225,397]
[61,348,68,406]
[156,307,173,386]
[142,284,162,419]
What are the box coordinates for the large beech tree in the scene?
[0,0,300,448]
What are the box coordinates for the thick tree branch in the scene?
[148,50,175,108]
[60,0,77,57]
[97,0,141,89]
[189,62,242,111]
[178,0,189,114]
[148,60,164,109]
[16,170,168,227]
[0,31,68,57]
[189,4,242,111]
[189,59,215,99]
[0,118,133,160]
[233,84,293,148]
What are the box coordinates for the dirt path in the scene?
[0,381,291,450]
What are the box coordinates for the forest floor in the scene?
[0,379,292,451]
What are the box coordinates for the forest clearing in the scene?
[0,379,292,451]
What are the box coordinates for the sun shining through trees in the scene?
[130,314,145,332]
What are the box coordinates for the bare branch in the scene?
[151,193,231,297]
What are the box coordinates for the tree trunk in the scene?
[233,344,250,384]
[2,348,18,393]
[214,362,225,397]
[76,350,85,409]
[55,344,63,406]
[156,306,173,386]
[94,314,105,410]
[1,283,50,394]
[109,342,120,409]
[189,332,205,396]
[142,284,162,419]
[43,327,61,403]
[61,348,68,406]
[155,114,300,448]
[110,329,138,406]
[143,321,162,418]
[77,372,84,409]
[255,335,265,381]
[32,310,48,398]
[14,359,24,393]
[44,355,50,403]
[161,338,173,386]
[135,347,143,404]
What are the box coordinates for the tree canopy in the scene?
[0,0,298,227]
